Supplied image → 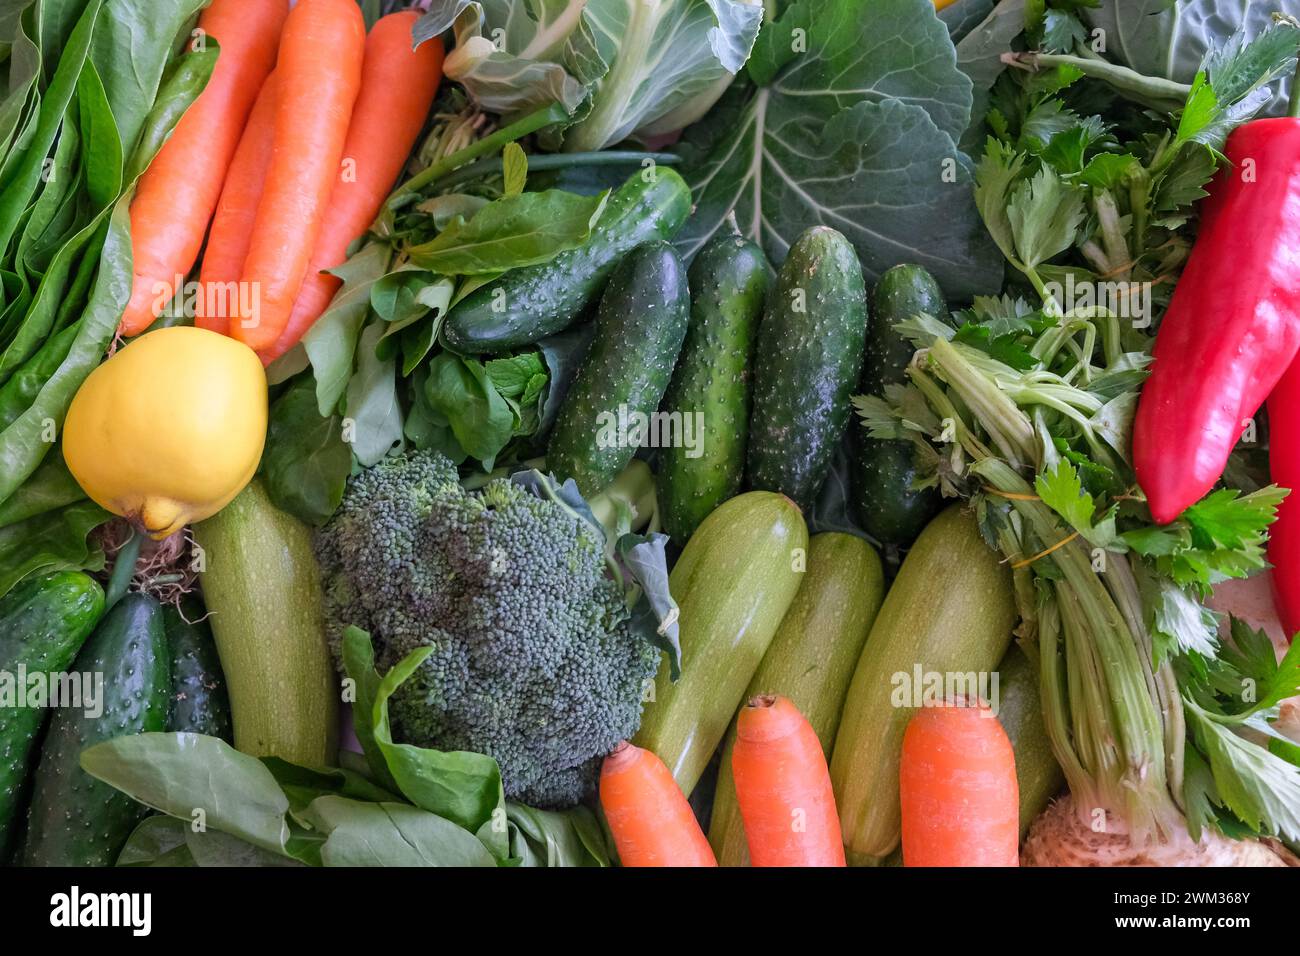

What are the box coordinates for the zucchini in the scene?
[0,571,103,860]
[164,599,232,741]
[23,594,170,866]
[442,168,693,354]
[193,479,338,766]
[996,645,1065,840]
[659,235,770,542]
[709,532,884,865]
[829,505,1016,861]
[633,491,807,795]
[547,241,690,496]
[851,264,948,547]
[747,226,868,510]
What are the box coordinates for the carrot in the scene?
[899,700,1020,867]
[232,0,365,352]
[731,695,846,867]
[259,13,444,363]
[196,73,278,334]
[118,0,289,337]
[599,742,717,867]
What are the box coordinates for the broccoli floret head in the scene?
[314,450,660,808]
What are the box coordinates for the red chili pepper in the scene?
[1133,118,1300,525]
[1268,356,1300,642]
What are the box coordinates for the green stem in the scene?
[432,150,681,193]
[388,103,571,206]
[928,338,1037,468]
[1012,52,1191,112]
[105,528,143,612]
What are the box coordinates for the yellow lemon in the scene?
[64,326,268,539]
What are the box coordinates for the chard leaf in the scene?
[673,0,1002,297]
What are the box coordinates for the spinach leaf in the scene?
[0,495,106,599]
[407,187,610,275]
[424,350,517,471]
[504,802,612,867]
[302,242,392,417]
[673,0,1003,298]
[360,634,508,841]
[343,320,405,467]
[79,733,295,858]
[261,375,353,527]
[302,796,498,867]
[88,0,208,156]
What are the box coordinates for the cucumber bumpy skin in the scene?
[0,571,104,861]
[659,235,770,542]
[164,600,232,741]
[547,241,690,497]
[747,226,869,511]
[23,594,170,867]
[441,168,692,354]
[851,263,948,547]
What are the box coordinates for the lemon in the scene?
[63,326,268,539]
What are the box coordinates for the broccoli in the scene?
[314,450,662,808]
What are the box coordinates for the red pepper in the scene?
[1133,118,1300,524]
[1268,356,1300,641]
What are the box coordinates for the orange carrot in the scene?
[899,700,1020,867]
[196,73,278,334]
[118,0,289,337]
[600,742,717,867]
[731,695,846,867]
[232,0,365,352]
[259,13,444,363]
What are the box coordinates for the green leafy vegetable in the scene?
[672,0,1003,297]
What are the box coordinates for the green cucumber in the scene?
[659,235,770,542]
[442,168,693,354]
[851,264,948,547]
[747,227,868,511]
[996,645,1064,839]
[546,241,690,496]
[633,491,807,795]
[23,594,170,867]
[709,532,884,865]
[0,571,104,860]
[164,599,232,741]
[829,505,1016,861]
[193,479,338,766]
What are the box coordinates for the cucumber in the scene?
[633,491,807,795]
[193,479,338,766]
[996,645,1065,840]
[0,571,104,860]
[23,594,170,866]
[164,599,232,741]
[442,168,693,354]
[851,264,948,547]
[659,235,770,542]
[546,241,690,496]
[709,532,884,865]
[747,226,868,511]
[829,505,1016,861]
